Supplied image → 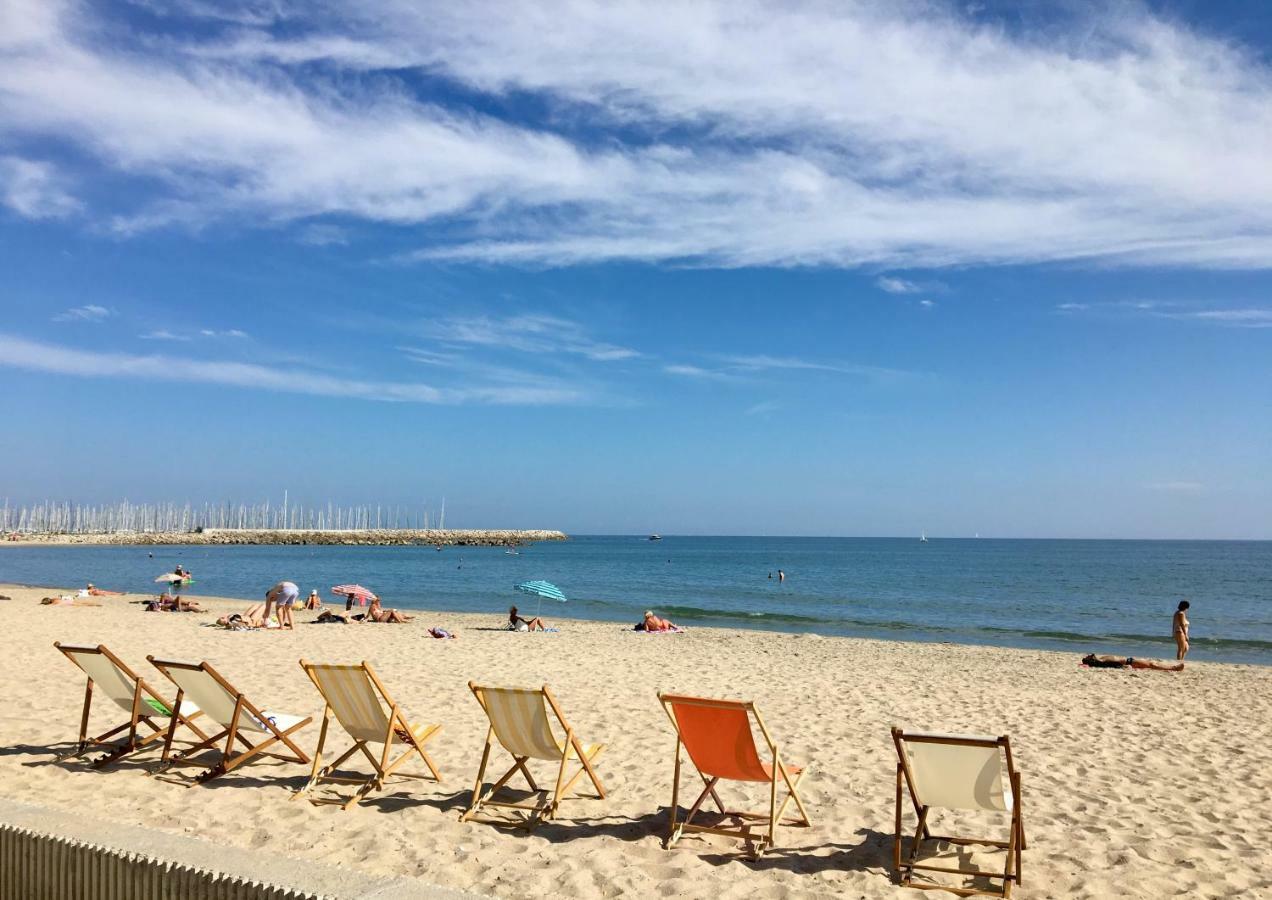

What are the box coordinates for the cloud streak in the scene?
[6,2,1272,268]
[0,155,79,220]
[0,333,586,405]
[876,276,922,294]
[420,314,639,361]
[52,304,112,323]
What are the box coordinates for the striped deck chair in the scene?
[892,728,1026,898]
[54,642,207,768]
[461,683,605,827]
[294,660,442,810]
[658,693,811,857]
[148,657,311,785]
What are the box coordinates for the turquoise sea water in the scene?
[4,536,1270,664]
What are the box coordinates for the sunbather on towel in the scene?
[428,627,457,639]
[367,597,413,623]
[217,602,267,628]
[150,595,203,613]
[642,610,682,632]
[41,595,100,607]
[508,605,546,631]
[1082,653,1183,672]
[84,583,123,596]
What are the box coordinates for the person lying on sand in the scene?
[428,627,457,639]
[367,597,413,623]
[41,596,101,607]
[642,610,682,632]
[508,605,546,632]
[84,583,123,596]
[147,595,204,613]
[314,610,347,624]
[1082,653,1184,672]
[217,602,267,628]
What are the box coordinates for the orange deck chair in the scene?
[658,692,811,856]
[54,642,207,768]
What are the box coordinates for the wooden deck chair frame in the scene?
[293,659,442,810]
[147,657,312,785]
[892,728,1026,898]
[658,692,811,857]
[461,682,606,827]
[54,642,208,768]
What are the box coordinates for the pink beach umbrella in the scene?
[331,583,377,607]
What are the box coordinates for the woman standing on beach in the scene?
[1173,601,1191,660]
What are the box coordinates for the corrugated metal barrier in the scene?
[0,821,323,900]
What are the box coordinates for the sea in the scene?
[4,536,1270,665]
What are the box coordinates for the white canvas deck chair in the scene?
[54,642,207,768]
[658,692,811,857]
[148,657,311,785]
[892,728,1026,898]
[294,660,442,809]
[461,683,605,827]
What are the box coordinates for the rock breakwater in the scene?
[2,528,567,547]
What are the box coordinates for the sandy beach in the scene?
[2,582,1269,899]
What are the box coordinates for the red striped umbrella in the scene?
[331,584,377,606]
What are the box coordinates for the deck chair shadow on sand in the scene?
[54,642,207,768]
[658,693,811,857]
[892,728,1026,898]
[294,660,442,809]
[461,683,605,827]
[147,657,311,785]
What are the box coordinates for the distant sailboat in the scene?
[920,530,928,543]
[648,534,662,541]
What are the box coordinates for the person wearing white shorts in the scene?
[264,581,299,631]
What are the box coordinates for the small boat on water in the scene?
[648,534,662,541]
[920,531,928,543]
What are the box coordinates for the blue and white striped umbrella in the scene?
[514,580,567,602]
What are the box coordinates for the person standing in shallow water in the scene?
[1173,601,1191,660]
[777,569,785,583]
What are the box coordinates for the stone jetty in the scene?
[2,528,567,547]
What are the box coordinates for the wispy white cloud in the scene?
[52,304,112,323]
[721,354,917,382]
[663,363,740,382]
[1174,308,1272,328]
[0,333,586,404]
[876,276,922,294]
[296,223,349,246]
[664,353,919,384]
[421,314,639,361]
[1078,301,1272,327]
[918,299,935,308]
[139,329,192,341]
[745,399,780,416]
[398,346,461,366]
[7,2,1272,268]
[198,328,250,338]
[1146,481,1205,493]
[0,155,79,220]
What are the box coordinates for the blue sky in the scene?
[1,0,1270,539]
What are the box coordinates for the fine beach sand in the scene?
[2,583,1270,899]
